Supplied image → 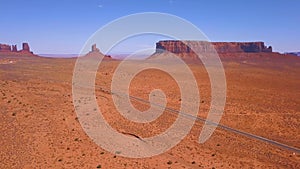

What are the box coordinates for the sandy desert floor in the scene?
[0,53,299,168]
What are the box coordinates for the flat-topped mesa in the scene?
[155,40,272,54]
[213,42,272,53]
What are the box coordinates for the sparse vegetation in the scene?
[0,50,299,168]
[167,160,172,165]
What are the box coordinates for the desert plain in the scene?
[0,51,300,169]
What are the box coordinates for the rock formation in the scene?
[91,44,100,52]
[155,40,273,54]
[12,45,17,52]
[0,42,34,55]
[21,43,30,52]
[0,44,12,52]
[85,44,112,60]
[285,52,300,57]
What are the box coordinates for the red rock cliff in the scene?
[155,40,272,54]
[21,43,30,52]
[0,42,33,54]
[0,44,12,52]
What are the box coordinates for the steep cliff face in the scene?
[21,43,30,52]
[155,40,272,54]
[12,45,17,52]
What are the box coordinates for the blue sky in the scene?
[0,0,299,54]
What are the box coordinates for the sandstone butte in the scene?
[0,42,34,55]
[83,44,113,60]
[155,40,272,54]
[0,43,114,59]
[151,40,277,60]
[0,41,295,60]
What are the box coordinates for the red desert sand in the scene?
[0,48,300,168]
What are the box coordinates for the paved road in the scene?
[103,87,300,154]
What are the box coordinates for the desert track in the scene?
[94,85,300,154]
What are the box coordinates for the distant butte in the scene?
[84,44,113,60]
[155,40,272,54]
[0,42,34,55]
[151,40,275,60]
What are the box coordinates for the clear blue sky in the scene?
[0,0,299,54]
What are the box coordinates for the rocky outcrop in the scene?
[91,44,100,52]
[213,42,272,53]
[285,52,300,57]
[21,43,30,52]
[0,44,12,52]
[12,45,17,52]
[0,42,34,54]
[85,44,112,60]
[155,40,273,54]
